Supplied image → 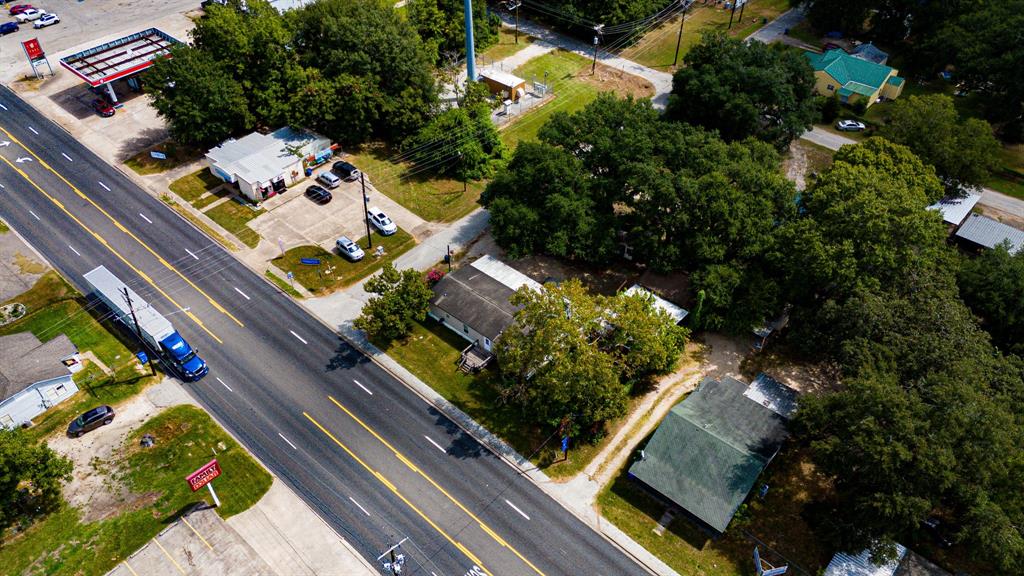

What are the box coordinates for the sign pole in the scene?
[207,482,221,508]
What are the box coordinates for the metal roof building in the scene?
[926,193,980,227]
[623,284,688,324]
[954,213,1024,254]
[59,28,180,103]
[824,545,906,576]
[628,376,794,533]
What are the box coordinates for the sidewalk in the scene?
[747,5,808,44]
[800,127,1024,218]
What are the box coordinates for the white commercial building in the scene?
[0,332,83,429]
[206,127,334,204]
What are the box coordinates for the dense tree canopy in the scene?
[879,94,1001,193]
[404,102,505,181]
[146,0,437,148]
[409,0,500,64]
[495,279,686,434]
[354,265,434,343]
[958,246,1024,356]
[483,94,796,332]
[0,428,73,536]
[666,32,819,148]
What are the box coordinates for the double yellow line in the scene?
[306,396,547,576]
[0,125,241,342]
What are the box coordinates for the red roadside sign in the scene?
[22,38,44,61]
[186,459,221,492]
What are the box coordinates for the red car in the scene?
[8,4,35,15]
[91,98,115,118]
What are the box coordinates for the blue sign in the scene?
[136,351,148,364]
[561,437,569,454]
[300,258,321,265]
[286,271,294,279]
[149,151,167,160]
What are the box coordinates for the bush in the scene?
[819,95,840,123]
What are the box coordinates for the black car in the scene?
[67,405,115,437]
[305,184,332,205]
[332,160,360,181]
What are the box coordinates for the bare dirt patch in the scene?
[45,379,194,523]
[741,348,841,395]
[14,253,47,275]
[579,62,655,99]
[978,205,1024,229]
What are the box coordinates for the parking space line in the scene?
[181,516,214,551]
[152,537,186,575]
[122,561,140,576]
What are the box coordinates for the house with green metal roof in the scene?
[628,375,794,534]
[805,48,905,108]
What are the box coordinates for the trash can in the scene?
[305,167,313,177]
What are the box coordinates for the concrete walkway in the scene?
[747,4,808,44]
[800,127,1024,217]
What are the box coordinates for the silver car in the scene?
[836,119,866,132]
[335,236,365,261]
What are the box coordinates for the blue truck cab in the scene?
[160,331,209,382]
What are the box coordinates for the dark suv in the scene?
[67,405,115,437]
[332,161,360,182]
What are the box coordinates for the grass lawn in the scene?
[0,272,161,440]
[481,28,537,62]
[271,229,416,294]
[203,199,264,249]
[266,270,304,298]
[160,195,238,251]
[597,447,833,576]
[986,144,1024,200]
[169,169,223,204]
[785,20,822,49]
[377,318,617,478]
[124,141,199,176]
[502,50,600,147]
[621,0,790,70]
[348,144,487,222]
[0,406,271,576]
[0,218,10,233]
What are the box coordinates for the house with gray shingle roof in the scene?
[628,375,795,533]
[806,49,905,107]
[0,332,81,429]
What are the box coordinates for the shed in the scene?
[623,284,688,324]
[824,545,950,576]
[206,127,333,203]
[0,333,82,429]
[479,69,527,102]
[927,193,980,227]
[628,375,794,533]
[954,213,1024,254]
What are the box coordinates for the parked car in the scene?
[8,4,35,15]
[332,160,360,182]
[367,206,398,235]
[0,22,18,35]
[335,236,365,262]
[33,12,58,27]
[316,170,341,189]
[836,119,866,132]
[305,184,332,205]
[15,8,45,22]
[91,98,114,117]
[67,405,115,438]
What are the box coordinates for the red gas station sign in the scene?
[186,459,221,492]
[22,38,44,61]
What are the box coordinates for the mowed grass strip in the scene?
[203,199,264,249]
[169,169,223,204]
[481,28,537,62]
[272,228,416,294]
[0,406,271,576]
[503,50,600,147]
[348,144,487,222]
[124,141,199,176]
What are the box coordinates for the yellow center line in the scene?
[327,395,547,576]
[181,517,214,551]
[0,155,223,344]
[152,537,187,575]
[122,561,140,576]
[0,125,244,328]
[303,412,495,576]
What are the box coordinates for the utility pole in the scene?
[728,0,737,29]
[360,172,372,249]
[591,24,604,75]
[464,0,477,82]
[377,538,408,575]
[737,0,746,24]
[509,0,522,43]
[672,0,689,67]
[121,287,156,376]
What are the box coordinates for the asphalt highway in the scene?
[0,85,646,576]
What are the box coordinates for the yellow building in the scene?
[805,49,905,108]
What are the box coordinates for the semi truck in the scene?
[83,265,209,382]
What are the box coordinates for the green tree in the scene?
[0,428,73,535]
[495,280,627,433]
[291,0,438,143]
[666,32,819,148]
[409,0,499,64]
[404,103,505,181]
[958,245,1024,356]
[879,94,1002,192]
[354,264,434,343]
[144,46,253,147]
[607,290,688,388]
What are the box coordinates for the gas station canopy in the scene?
[59,28,180,88]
